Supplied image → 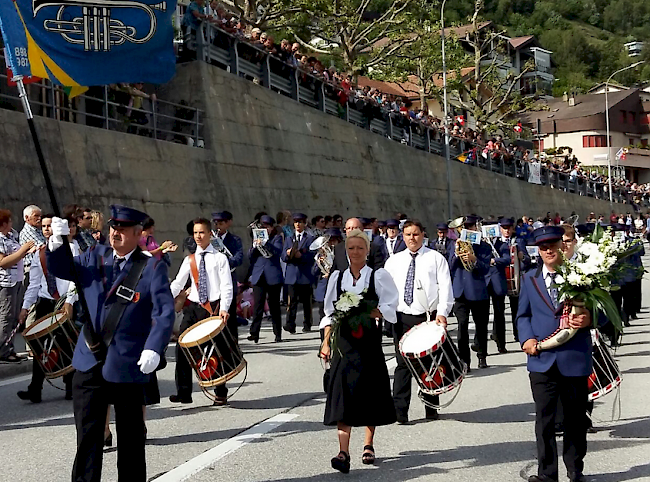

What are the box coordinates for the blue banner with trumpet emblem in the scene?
[0,0,176,87]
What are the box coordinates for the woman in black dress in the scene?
[320,229,398,473]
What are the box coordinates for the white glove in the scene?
[137,349,160,374]
[48,217,70,252]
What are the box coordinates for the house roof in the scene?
[442,21,493,38]
[508,35,535,49]
[587,81,629,94]
[521,89,639,125]
[358,67,476,99]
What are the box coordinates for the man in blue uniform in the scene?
[517,226,592,482]
[47,205,175,482]
[449,215,492,370]
[247,215,284,343]
[497,217,531,344]
[432,223,453,260]
[361,217,389,268]
[385,219,406,257]
[282,213,316,333]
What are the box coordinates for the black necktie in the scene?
[113,257,125,282]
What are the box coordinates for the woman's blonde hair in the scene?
[345,229,370,251]
[90,210,104,231]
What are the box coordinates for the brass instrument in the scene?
[448,216,476,271]
[309,235,333,276]
[248,220,273,259]
[211,231,236,272]
[34,0,167,52]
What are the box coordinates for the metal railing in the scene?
[183,21,635,205]
[0,54,204,147]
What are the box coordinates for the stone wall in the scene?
[0,61,615,273]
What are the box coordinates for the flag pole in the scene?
[14,75,94,328]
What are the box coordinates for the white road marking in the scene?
[154,413,298,482]
[0,374,30,387]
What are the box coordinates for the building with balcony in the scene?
[522,89,650,183]
[624,41,645,57]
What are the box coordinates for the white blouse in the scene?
[320,266,399,329]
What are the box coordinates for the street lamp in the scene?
[440,0,452,219]
[605,60,644,205]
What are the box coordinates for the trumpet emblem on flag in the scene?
[33,0,167,52]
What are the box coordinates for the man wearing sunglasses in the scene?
[517,226,593,482]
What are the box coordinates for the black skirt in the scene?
[324,320,396,427]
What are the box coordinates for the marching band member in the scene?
[319,229,399,473]
[282,213,316,333]
[17,214,78,403]
[170,217,233,406]
[480,221,509,354]
[498,217,531,342]
[360,217,389,268]
[384,220,454,423]
[47,205,174,482]
[385,219,406,257]
[449,215,492,370]
[432,223,453,259]
[247,215,284,343]
[377,220,388,239]
[312,228,343,339]
[517,226,593,482]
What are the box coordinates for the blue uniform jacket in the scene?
[485,240,510,296]
[430,237,454,260]
[48,245,175,383]
[312,263,328,303]
[370,235,389,268]
[248,235,284,286]
[516,267,592,377]
[282,232,316,285]
[386,235,406,255]
[449,240,491,301]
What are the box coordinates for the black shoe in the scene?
[213,396,228,406]
[587,425,598,434]
[425,408,439,420]
[65,391,73,401]
[104,432,113,447]
[274,337,282,342]
[283,325,296,334]
[247,334,259,343]
[528,476,557,482]
[470,343,480,352]
[331,451,350,473]
[361,445,375,465]
[396,412,409,424]
[478,358,488,369]
[624,321,631,327]
[567,472,586,482]
[498,347,508,354]
[490,333,497,342]
[17,389,41,403]
[169,394,193,404]
[0,354,23,363]
[302,326,312,333]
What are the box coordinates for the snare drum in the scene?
[23,310,79,379]
[178,317,246,389]
[399,322,467,399]
[588,329,622,402]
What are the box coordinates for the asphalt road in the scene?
[1,259,649,482]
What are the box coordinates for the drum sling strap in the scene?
[83,250,148,362]
[39,248,60,300]
[189,253,215,316]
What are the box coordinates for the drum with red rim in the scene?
[178,317,246,388]
[588,329,622,402]
[23,310,78,378]
[399,321,467,397]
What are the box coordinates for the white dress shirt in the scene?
[542,264,564,292]
[22,245,79,309]
[170,244,233,309]
[384,245,454,317]
[386,236,399,256]
[320,265,398,328]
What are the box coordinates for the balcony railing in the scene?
[182,22,634,205]
[0,53,204,147]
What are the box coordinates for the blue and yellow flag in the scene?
[0,0,176,88]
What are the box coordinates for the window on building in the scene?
[582,135,609,147]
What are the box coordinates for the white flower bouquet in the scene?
[555,225,642,332]
[328,290,379,355]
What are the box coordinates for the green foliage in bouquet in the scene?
[328,290,379,356]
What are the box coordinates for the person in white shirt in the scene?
[384,220,454,423]
[169,217,233,406]
[16,214,78,403]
